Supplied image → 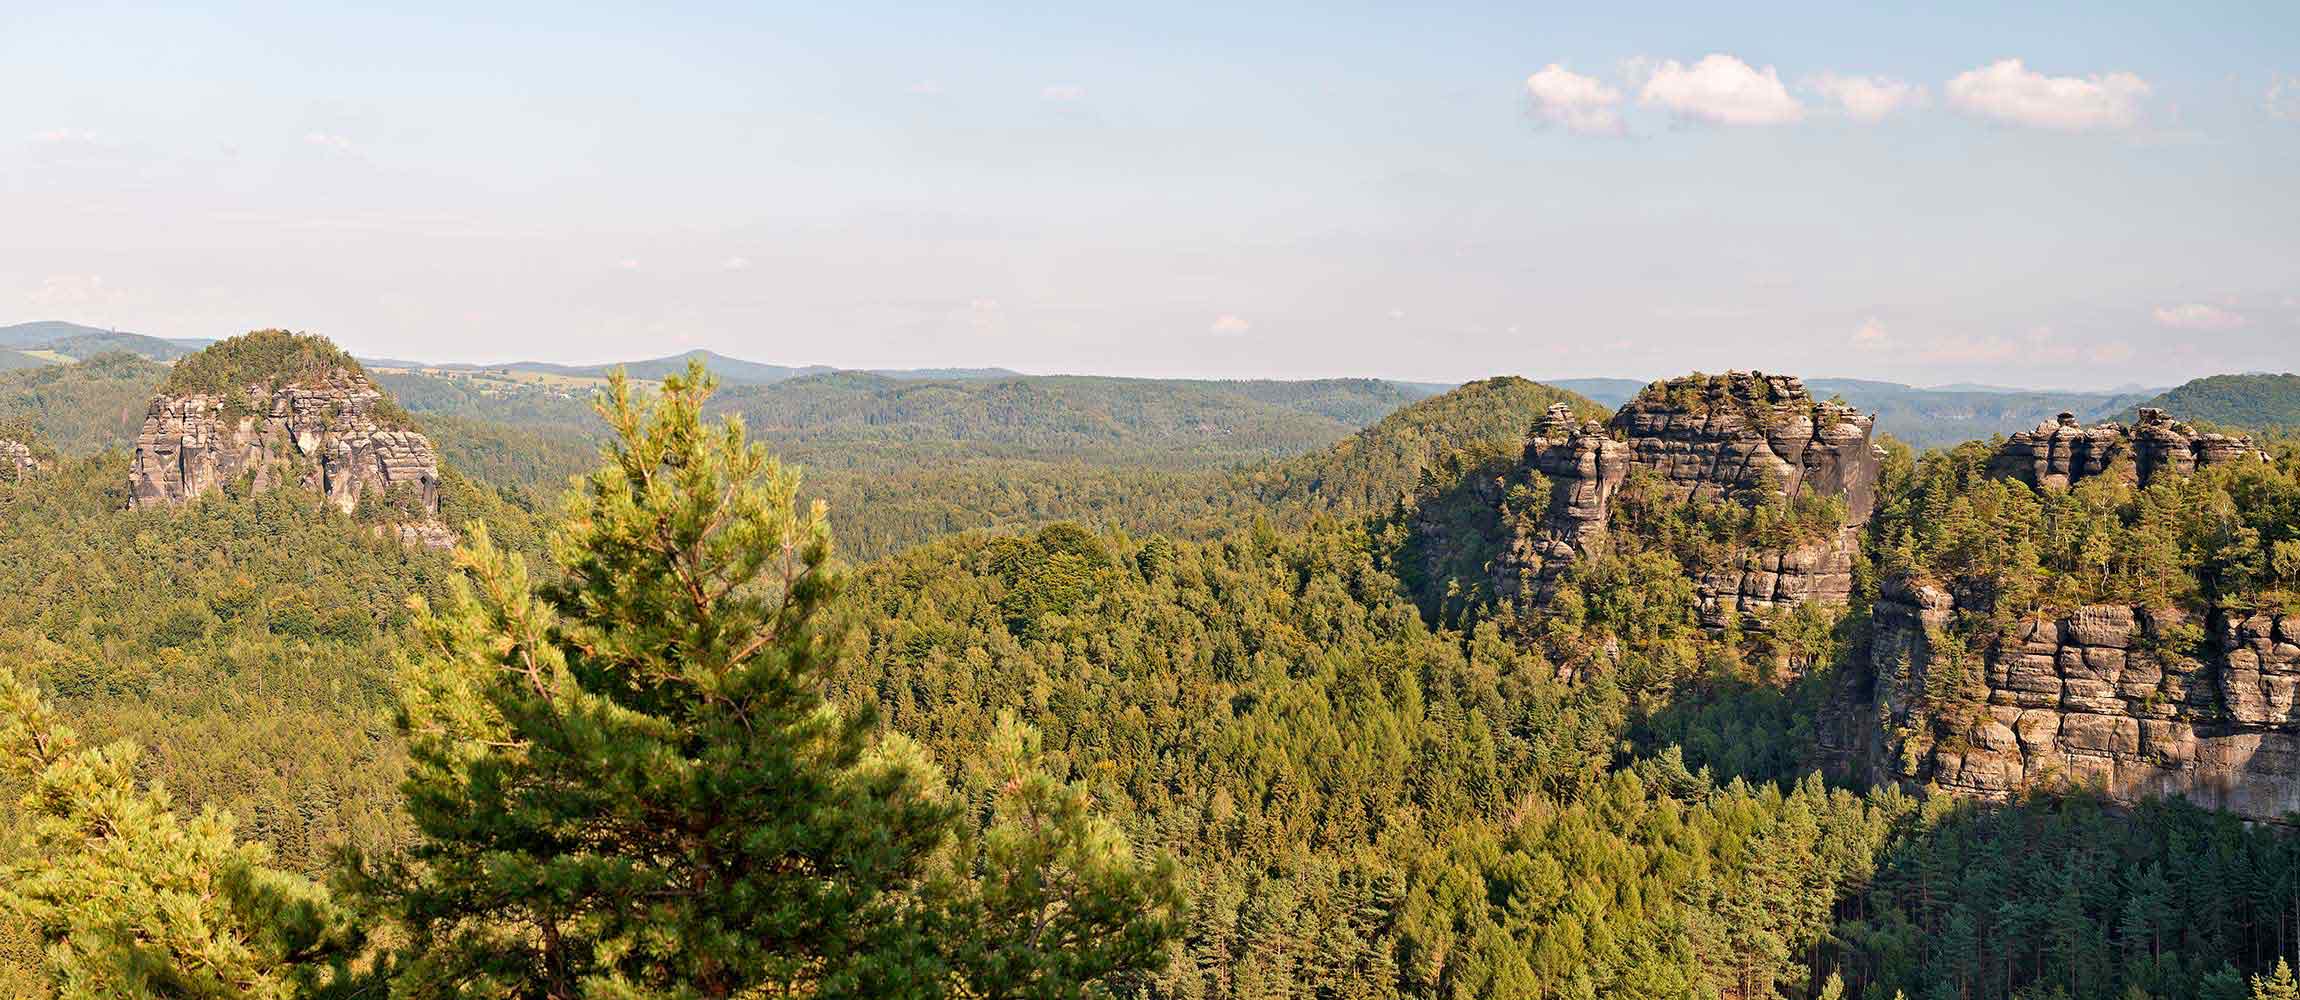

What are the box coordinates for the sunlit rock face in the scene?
[1989,407,2263,491]
[1859,583,2300,823]
[129,363,453,548]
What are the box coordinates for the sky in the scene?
[3,2,2297,388]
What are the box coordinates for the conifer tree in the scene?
[0,667,363,999]
[934,713,1184,999]
[2256,958,2300,1000]
[371,362,1175,998]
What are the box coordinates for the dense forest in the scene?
[2137,374,2300,433]
[4,339,2300,998]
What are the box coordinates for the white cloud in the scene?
[1638,54,1803,126]
[26,274,112,310]
[1040,84,1086,102]
[907,80,945,97]
[1209,314,1252,334]
[1945,59,2150,131]
[722,256,752,271]
[1524,64,1625,136]
[304,131,354,151]
[1808,73,1926,122]
[2152,303,2246,330]
[616,258,641,271]
[1851,317,1890,348]
[2268,73,2300,121]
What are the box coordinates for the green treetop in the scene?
[371,361,1177,998]
[0,667,364,999]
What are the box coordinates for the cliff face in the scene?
[128,354,452,548]
[1858,582,2300,822]
[1491,373,1884,625]
[1989,407,2262,490]
[1830,411,2296,821]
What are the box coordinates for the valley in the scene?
[3,330,2298,997]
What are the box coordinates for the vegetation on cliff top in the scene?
[159,330,415,426]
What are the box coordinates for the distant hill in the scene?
[0,321,202,363]
[1796,378,2152,447]
[2135,373,2300,431]
[701,372,1432,471]
[441,349,833,386]
[0,352,171,452]
[1546,377,1648,408]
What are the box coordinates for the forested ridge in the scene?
[4,342,2300,998]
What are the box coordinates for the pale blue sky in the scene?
[4,2,2296,386]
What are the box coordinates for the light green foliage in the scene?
[0,668,363,999]
[0,353,166,454]
[937,714,1185,999]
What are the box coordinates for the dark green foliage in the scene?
[1836,794,2300,1000]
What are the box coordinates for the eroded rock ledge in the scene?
[1858,581,2300,822]
[1990,407,2263,491]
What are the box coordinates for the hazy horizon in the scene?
[7,4,2297,387]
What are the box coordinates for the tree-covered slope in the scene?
[2137,373,2300,431]
[0,353,168,453]
[705,372,1430,469]
[0,321,201,362]
[1246,375,1609,516]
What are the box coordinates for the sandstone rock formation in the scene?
[1493,373,1884,625]
[128,336,452,548]
[1,437,42,481]
[1855,581,2300,823]
[1990,407,2263,490]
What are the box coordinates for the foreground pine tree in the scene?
[0,668,364,998]
[374,362,1177,998]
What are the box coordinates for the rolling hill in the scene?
[2135,373,2300,431]
[0,321,204,363]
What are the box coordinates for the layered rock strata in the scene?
[1990,407,2263,490]
[128,365,452,547]
[1860,581,2300,823]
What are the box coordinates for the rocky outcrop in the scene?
[1859,582,2300,822]
[128,358,452,548]
[1491,374,1884,625]
[1502,403,1631,599]
[1,437,42,481]
[1611,372,1882,522]
[1990,407,2263,490]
